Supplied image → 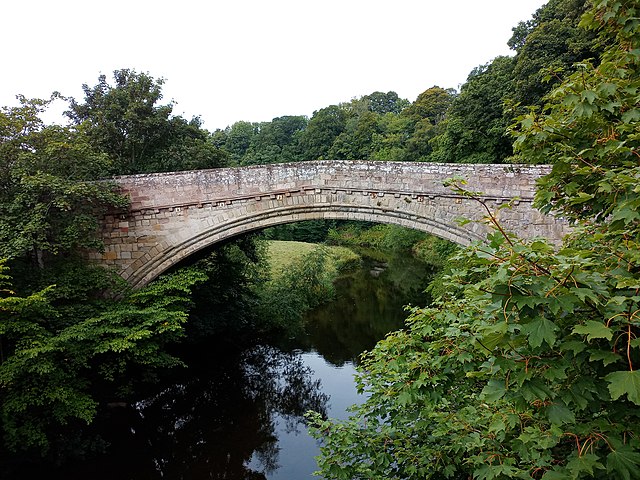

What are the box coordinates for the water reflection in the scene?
[292,252,432,366]
[140,345,329,479]
[29,344,327,480]
[9,250,432,480]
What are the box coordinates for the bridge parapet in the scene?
[117,161,550,212]
[94,161,568,287]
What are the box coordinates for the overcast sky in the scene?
[3,0,547,130]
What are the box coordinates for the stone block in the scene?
[103,251,117,260]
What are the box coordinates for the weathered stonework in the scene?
[92,160,569,288]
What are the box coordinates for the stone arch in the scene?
[124,196,486,288]
[95,161,570,287]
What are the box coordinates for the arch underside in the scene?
[127,202,486,288]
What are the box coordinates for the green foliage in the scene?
[425,0,597,165]
[205,0,600,167]
[398,86,455,161]
[509,0,598,107]
[66,69,228,174]
[0,96,128,264]
[369,113,414,161]
[255,246,341,332]
[185,237,359,339]
[218,115,308,166]
[184,236,270,338]
[217,116,308,165]
[242,115,307,165]
[261,220,340,243]
[0,261,207,454]
[265,240,359,278]
[362,91,409,115]
[215,89,439,163]
[308,2,640,478]
[311,220,640,479]
[329,110,383,160]
[512,1,640,225]
[299,105,348,160]
[0,92,220,456]
[327,223,428,253]
[429,56,516,164]
[220,120,259,165]
[403,86,455,126]
[412,235,459,268]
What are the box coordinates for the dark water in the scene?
[17,252,433,479]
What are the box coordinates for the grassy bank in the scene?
[326,224,457,267]
[255,241,361,332]
[266,240,361,279]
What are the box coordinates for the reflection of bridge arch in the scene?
[92,161,569,288]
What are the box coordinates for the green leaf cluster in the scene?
[212,0,597,167]
[66,69,228,174]
[0,261,206,454]
[255,245,340,333]
[0,95,214,456]
[215,88,453,165]
[0,97,127,264]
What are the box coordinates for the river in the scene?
[17,250,433,479]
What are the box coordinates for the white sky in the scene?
[2,0,547,130]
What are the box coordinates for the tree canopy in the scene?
[0,96,126,267]
[66,69,228,174]
[0,85,220,458]
[208,0,598,166]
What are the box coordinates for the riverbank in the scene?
[266,240,361,278]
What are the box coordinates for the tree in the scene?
[147,115,228,172]
[382,86,454,162]
[316,91,412,161]
[66,69,227,174]
[429,57,516,164]
[328,110,383,160]
[238,116,307,165]
[184,236,269,338]
[0,96,127,267]
[423,0,598,166]
[298,105,347,160]
[0,96,207,458]
[308,1,640,478]
[223,121,259,165]
[509,0,598,107]
[508,0,590,51]
[403,86,454,126]
[0,261,207,455]
[362,91,409,115]
[369,113,414,161]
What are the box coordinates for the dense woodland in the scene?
[1,0,639,478]
[212,0,597,167]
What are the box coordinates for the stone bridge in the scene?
[92,160,569,288]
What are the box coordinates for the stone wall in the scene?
[92,161,569,287]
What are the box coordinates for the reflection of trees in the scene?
[22,252,431,479]
[68,343,328,480]
[301,254,433,366]
[244,345,327,425]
